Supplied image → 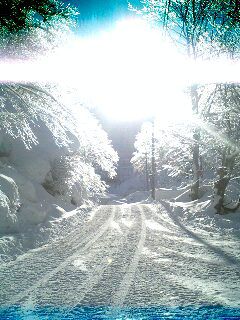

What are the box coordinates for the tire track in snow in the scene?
[0,206,103,270]
[60,206,134,316]
[29,205,131,307]
[147,204,240,267]
[73,204,141,306]
[125,206,240,307]
[0,207,111,304]
[111,205,146,307]
[143,205,204,249]
[4,208,115,307]
[143,204,180,233]
[143,204,214,265]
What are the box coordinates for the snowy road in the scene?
[0,203,240,309]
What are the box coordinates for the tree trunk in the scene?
[214,148,237,213]
[190,84,201,200]
[151,120,156,200]
[214,167,230,214]
[145,152,150,191]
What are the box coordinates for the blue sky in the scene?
[63,0,142,33]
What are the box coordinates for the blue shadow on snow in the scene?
[0,305,240,320]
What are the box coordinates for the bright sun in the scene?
[68,18,193,122]
[92,19,192,122]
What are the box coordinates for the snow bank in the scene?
[0,206,90,263]
[159,187,240,235]
[0,100,117,236]
[0,165,37,202]
[0,166,79,233]
[7,127,67,184]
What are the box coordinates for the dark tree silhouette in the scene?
[0,0,77,33]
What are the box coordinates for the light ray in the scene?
[194,117,240,153]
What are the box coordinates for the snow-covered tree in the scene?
[0,0,78,59]
[0,1,118,234]
[43,155,107,205]
[0,83,74,149]
[39,93,119,205]
[131,121,196,189]
[0,83,118,205]
[200,83,240,213]
[0,0,78,148]
[132,84,240,214]
[129,0,240,200]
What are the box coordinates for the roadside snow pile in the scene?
[157,186,240,235]
[0,162,74,233]
[168,200,240,234]
[0,206,91,263]
[125,185,240,234]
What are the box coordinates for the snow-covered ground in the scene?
[0,201,239,319]
[0,184,239,320]
[156,186,240,239]
[0,204,92,263]
[1,184,239,263]
[122,186,240,237]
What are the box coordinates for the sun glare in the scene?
[1,18,239,123]
[63,18,192,122]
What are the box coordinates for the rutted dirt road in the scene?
[0,203,239,311]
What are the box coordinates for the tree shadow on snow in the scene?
[159,200,240,267]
